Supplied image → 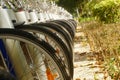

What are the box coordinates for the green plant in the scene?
[78,17,94,23]
[93,0,120,23]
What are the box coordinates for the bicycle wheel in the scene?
[50,20,75,39]
[0,28,71,80]
[42,22,73,42]
[54,20,76,33]
[15,25,73,77]
[68,19,77,29]
[29,22,73,53]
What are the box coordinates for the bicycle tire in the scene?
[68,19,77,29]
[0,28,71,80]
[45,21,73,42]
[28,22,73,53]
[56,20,76,33]
[15,25,74,77]
[32,22,72,43]
[50,20,75,39]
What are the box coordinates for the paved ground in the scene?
[73,26,112,80]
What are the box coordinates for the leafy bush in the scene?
[93,0,120,23]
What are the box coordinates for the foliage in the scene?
[79,0,100,17]
[82,22,120,79]
[78,17,94,23]
[52,0,120,23]
[93,0,120,23]
[51,0,91,16]
[55,0,78,14]
[75,0,102,22]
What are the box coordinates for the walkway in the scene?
[73,26,111,80]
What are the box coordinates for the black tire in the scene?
[50,20,75,38]
[58,20,76,33]
[0,28,71,80]
[15,25,74,77]
[29,22,73,53]
[33,22,72,43]
[68,19,77,29]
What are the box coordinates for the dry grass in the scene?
[81,21,120,79]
